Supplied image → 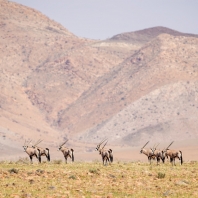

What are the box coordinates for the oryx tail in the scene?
[108,149,113,162]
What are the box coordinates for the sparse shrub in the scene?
[0,160,6,164]
[36,169,45,174]
[89,168,99,174]
[109,174,116,178]
[92,159,100,164]
[27,171,33,176]
[52,159,62,164]
[16,157,29,164]
[157,172,165,179]
[8,161,15,164]
[8,168,18,174]
[69,175,76,180]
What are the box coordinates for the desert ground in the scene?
[1,160,198,198]
[0,0,198,170]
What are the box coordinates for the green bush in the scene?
[157,172,165,179]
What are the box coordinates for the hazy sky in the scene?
[10,0,198,40]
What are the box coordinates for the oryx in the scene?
[95,138,113,166]
[23,139,41,163]
[151,143,165,165]
[162,141,183,165]
[58,140,74,163]
[140,141,155,164]
[32,139,50,162]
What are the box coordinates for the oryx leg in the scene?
[107,156,110,165]
[46,148,50,161]
[64,155,68,163]
[38,155,41,163]
[42,151,50,161]
[148,156,152,165]
[106,157,109,165]
[47,154,50,161]
[43,153,49,161]
[157,157,160,165]
[107,158,109,165]
[174,158,176,166]
[161,156,165,163]
[170,157,175,166]
[103,156,105,166]
[103,156,108,166]
[29,155,33,163]
[36,151,41,163]
[109,153,113,163]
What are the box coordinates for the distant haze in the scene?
[10,0,198,39]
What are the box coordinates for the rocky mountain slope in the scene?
[0,0,198,160]
[60,34,198,145]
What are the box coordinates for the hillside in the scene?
[0,0,198,160]
[59,34,198,146]
[0,0,81,153]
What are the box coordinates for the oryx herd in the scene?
[140,141,183,166]
[23,139,73,164]
[23,138,113,165]
[23,138,183,166]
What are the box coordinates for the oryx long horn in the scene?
[166,141,174,150]
[98,138,108,146]
[34,139,43,147]
[60,139,68,147]
[24,139,32,147]
[152,143,159,152]
[141,141,149,149]
[102,141,108,149]
[27,139,32,145]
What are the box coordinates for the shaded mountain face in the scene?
[59,34,198,146]
[0,0,198,158]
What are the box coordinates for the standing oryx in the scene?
[151,144,165,165]
[162,141,183,165]
[32,139,50,162]
[23,140,41,163]
[95,138,113,166]
[140,141,155,164]
[58,140,74,163]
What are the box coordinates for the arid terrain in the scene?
[1,161,198,198]
[0,0,198,162]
